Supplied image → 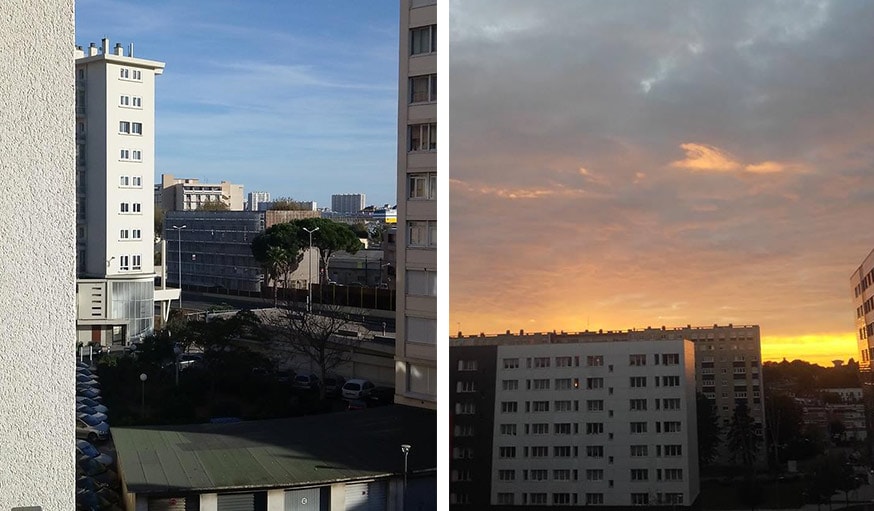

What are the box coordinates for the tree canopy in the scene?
[270,197,309,211]
[697,393,722,467]
[728,401,761,470]
[251,223,305,304]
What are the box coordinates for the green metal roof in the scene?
[113,405,436,495]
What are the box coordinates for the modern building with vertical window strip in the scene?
[450,331,700,508]
[395,0,437,409]
[74,39,178,347]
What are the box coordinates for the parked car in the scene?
[77,387,101,400]
[323,375,346,397]
[76,440,114,467]
[177,353,203,371]
[76,374,100,386]
[346,399,368,411]
[77,457,119,489]
[274,369,294,384]
[76,406,109,424]
[292,373,320,391]
[341,379,375,400]
[367,386,395,407]
[76,396,106,412]
[76,414,110,443]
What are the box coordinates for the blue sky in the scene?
[76,0,400,208]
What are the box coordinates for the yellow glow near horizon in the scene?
[760,332,857,366]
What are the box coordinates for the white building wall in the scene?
[0,1,76,508]
[490,339,698,507]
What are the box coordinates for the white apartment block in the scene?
[851,248,874,371]
[75,39,176,345]
[451,334,700,508]
[395,0,437,409]
[248,191,270,211]
[331,193,366,213]
[160,173,245,211]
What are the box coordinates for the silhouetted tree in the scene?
[697,392,721,467]
[729,401,760,471]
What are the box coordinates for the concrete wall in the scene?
[0,0,76,509]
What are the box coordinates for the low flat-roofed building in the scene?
[113,405,436,510]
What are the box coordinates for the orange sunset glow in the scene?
[449,1,874,366]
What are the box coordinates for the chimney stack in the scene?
[129,42,134,58]
[88,42,98,57]
[114,43,123,56]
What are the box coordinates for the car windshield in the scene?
[346,383,361,391]
[77,442,99,457]
[79,415,101,427]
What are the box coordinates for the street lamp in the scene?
[302,226,319,312]
[171,225,187,310]
[400,444,411,491]
[139,373,148,418]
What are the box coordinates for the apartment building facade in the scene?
[331,193,366,213]
[451,333,700,508]
[248,191,271,211]
[74,39,174,345]
[851,248,874,371]
[395,0,438,409]
[159,173,245,211]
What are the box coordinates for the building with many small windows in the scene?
[851,248,874,372]
[159,173,245,211]
[74,39,178,346]
[395,0,437,410]
[450,331,700,509]
[331,193,366,213]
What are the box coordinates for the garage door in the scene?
[284,487,322,510]
[217,493,254,511]
[148,497,187,511]
[345,481,386,511]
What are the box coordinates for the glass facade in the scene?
[110,279,154,341]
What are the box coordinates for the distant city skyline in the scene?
[76,0,399,208]
[450,1,874,366]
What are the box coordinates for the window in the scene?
[587,399,604,412]
[553,493,571,505]
[132,203,141,213]
[406,316,436,344]
[409,74,437,103]
[663,421,682,432]
[451,469,471,482]
[533,357,550,368]
[629,354,646,366]
[120,149,131,160]
[499,446,516,458]
[554,469,571,481]
[630,445,648,457]
[630,376,647,387]
[662,375,680,387]
[120,95,130,106]
[501,401,518,413]
[662,353,680,365]
[586,469,604,481]
[554,446,571,457]
[455,402,475,415]
[532,378,550,390]
[530,423,549,435]
[408,172,437,200]
[586,493,604,505]
[120,175,130,186]
[663,398,681,410]
[120,68,129,79]
[452,447,473,460]
[410,24,436,55]
[503,358,519,369]
[119,121,130,134]
[532,401,549,412]
[555,378,573,390]
[407,220,436,247]
[587,355,604,366]
[457,381,476,393]
[631,493,649,505]
[586,422,604,435]
[586,446,604,458]
[661,493,684,505]
[587,377,603,389]
[531,446,548,458]
[554,400,572,411]
[556,356,573,367]
[554,423,571,434]
[458,360,477,371]
[405,269,437,296]
[132,96,142,107]
[529,493,547,505]
[132,69,141,80]
[132,150,142,161]
[496,493,514,505]
[498,470,515,481]
[409,122,437,152]
[454,424,474,437]
[120,203,129,213]
[119,229,129,239]
[132,122,142,135]
[630,399,647,411]
[630,469,649,481]
[665,468,683,481]
[499,423,517,435]
[119,255,129,271]
[502,379,518,391]
[630,422,647,434]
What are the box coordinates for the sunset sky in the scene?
[448,1,874,366]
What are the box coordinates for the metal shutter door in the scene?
[344,481,386,511]
[217,493,254,511]
[284,487,321,511]
[148,497,187,511]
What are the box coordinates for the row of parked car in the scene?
[75,361,122,511]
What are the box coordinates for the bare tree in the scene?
[258,303,365,400]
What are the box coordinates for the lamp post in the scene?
[302,227,319,312]
[171,225,187,310]
[139,373,148,418]
[400,444,411,492]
